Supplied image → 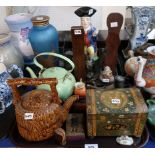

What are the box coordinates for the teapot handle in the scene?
[7,78,60,105]
[33,52,75,73]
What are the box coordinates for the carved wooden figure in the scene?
[103,13,123,75]
[71,26,86,81]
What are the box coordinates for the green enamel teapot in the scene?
[26,52,76,100]
[146,99,155,128]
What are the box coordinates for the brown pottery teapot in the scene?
[7,78,78,145]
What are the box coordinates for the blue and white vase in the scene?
[0,63,23,114]
[124,7,155,57]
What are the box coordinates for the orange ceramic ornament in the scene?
[74,79,86,97]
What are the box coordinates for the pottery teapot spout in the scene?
[63,95,79,114]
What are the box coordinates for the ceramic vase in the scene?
[0,63,23,114]
[5,13,34,64]
[29,15,59,54]
[0,33,24,68]
[124,7,154,57]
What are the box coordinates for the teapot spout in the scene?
[63,95,79,112]
[26,67,37,78]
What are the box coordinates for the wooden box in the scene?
[86,88,148,137]
[66,113,85,141]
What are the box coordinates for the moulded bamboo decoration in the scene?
[7,78,79,144]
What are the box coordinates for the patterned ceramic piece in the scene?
[129,7,154,50]
[124,7,155,57]
[0,63,23,114]
[116,136,134,146]
[135,47,155,95]
[125,57,139,76]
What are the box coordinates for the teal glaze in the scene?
[29,23,59,53]
[38,67,76,101]
[147,99,155,127]
[26,52,76,101]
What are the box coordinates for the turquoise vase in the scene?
[29,15,59,54]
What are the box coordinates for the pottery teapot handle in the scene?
[33,52,75,73]
[7,78,59,105]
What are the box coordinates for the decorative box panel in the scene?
[86,88,148,137]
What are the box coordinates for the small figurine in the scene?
[99,66,114,83]
[116,135,134,146]
[75,6,98,79]
[74,6,98,61]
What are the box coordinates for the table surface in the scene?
[0,136,155,148]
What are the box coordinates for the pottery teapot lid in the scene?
[21,89,59,111]
[0,33,10,45]
[31,15,50,26]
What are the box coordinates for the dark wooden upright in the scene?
[103,13,123,75]
[71,26,86,81]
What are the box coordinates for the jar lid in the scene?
[31,15,50,26]
[0,33,10,45]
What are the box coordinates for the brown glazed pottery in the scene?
[7,78,78,145]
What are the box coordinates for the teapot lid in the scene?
[21,89,58,111]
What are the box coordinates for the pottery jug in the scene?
[5,13,34,64]
[26,52,76,100]
[7,78,78,144]
[124,7,155,57]
[29,15,59,54]
[0,63,23,114]
[0,33,24,69]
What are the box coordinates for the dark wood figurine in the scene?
[71,26,86,81]
[103,13,123,75]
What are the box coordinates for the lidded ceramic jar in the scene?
[29,15,59,54]
[0,33,24,68]
[5,13,34,65]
